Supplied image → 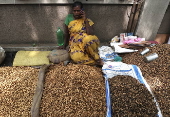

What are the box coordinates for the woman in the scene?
[63,1,102,66]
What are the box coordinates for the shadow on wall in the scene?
[135,1,153,40]
[85,4,131,43]
[0,4,131,44]
[0,4,71,44]
[158,6,170,34]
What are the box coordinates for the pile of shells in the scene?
[120,44,170,116]
[40,63,106,117]
[109,75,158,117]
[0,66,39,116]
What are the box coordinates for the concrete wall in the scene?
[158,5,170,34]
[0,4,169,44]
[135,0,170,41]
[0,4,131,44]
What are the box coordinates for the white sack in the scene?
[0,46,5,64]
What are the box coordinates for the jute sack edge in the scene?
[47,49,70,64]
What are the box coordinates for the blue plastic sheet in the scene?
[104,75,112,117]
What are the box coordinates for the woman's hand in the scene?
[80,9,94,35]
[80,10,86,20]
[58,25,70,50]
[57,45,65,49]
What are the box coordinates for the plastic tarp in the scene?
[110,43,138,53]
[0,46,5,64]
[168,36,170,44]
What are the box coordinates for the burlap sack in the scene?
[47,49,70,64]
[0,47,5,64]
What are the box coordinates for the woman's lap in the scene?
[70,35,100,64]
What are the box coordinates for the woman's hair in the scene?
[72,1,83,9]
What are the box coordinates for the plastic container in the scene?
[56,27,64,46]
[114,56,122,61]
[144,53,158,62]
[140,48,150,55]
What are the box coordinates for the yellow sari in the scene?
[68,18,100,65]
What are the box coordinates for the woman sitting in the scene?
[63,1,102,66]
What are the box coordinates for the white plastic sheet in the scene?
[168,36,170,44]
[0,46,5,64]
[110,42,138,53]
[98,46,119,61]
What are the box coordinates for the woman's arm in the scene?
[58,25,69,49]
[81,10,94,35]
[84,19,94,35]
[64,24,70,48]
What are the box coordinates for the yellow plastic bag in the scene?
[13,51,51,66]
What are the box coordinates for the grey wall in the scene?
[135,0,170,41]
[158,5,170,34]
[0,4,169,44]
[0,5,71,44]
[0,4,131,44]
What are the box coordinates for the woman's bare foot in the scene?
[96,59,104,67]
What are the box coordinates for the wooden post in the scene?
[127,1,138,32]
[131,1,144,33]
[31,64,50,117]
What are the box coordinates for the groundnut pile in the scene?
[120,44,170,116]
[0,66,39,116]
[40,64,106,117]
[109,75,158,117]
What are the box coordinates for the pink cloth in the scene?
[148,41,158,44]
[123,38,143,44]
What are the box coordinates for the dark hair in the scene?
[72,1,83,9]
